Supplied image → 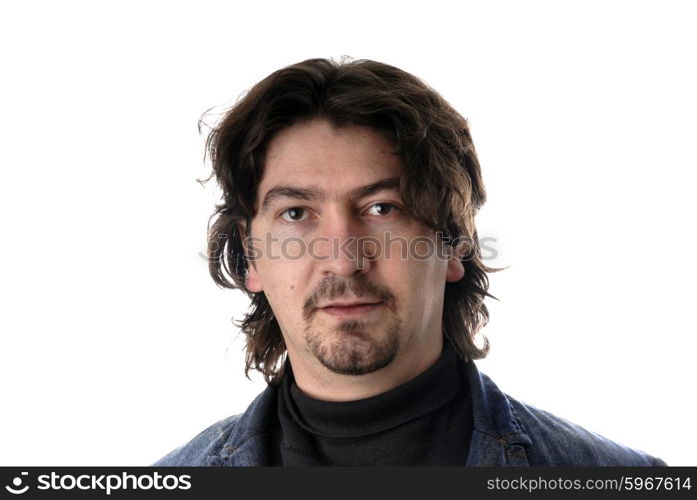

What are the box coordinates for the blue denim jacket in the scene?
[154,360,666,466]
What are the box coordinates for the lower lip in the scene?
[321,302,383,317]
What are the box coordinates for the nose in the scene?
[312,210,375,277]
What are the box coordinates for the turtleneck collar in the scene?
[281,340,462,439]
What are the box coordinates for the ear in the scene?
[238,220,264,293]
[445,252,465,283]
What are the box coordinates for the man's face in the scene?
[243,119,464,390]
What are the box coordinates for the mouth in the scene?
[320,301,384,317]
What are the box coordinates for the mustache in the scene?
[302,274,396,321]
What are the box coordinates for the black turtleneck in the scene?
[269,340,473,466]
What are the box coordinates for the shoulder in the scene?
[505,394,666,466]
[152,385,279,467]
[152,413,243,466]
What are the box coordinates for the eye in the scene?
[366,202,398,217]
[280,207,309,222]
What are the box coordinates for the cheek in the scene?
[258,259,308,304]
[385,256,447,306]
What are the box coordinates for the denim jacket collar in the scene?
[463,360,532,466]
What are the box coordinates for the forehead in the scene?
[257,119,403,203]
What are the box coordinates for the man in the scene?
[155,58,665,466]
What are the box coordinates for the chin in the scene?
[306,320,401,376]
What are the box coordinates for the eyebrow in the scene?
[260,176,402,213]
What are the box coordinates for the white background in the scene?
[1,0,694,466]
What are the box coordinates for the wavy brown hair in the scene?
[204,57,500,384]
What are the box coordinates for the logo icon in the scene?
[5,472,29,495]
